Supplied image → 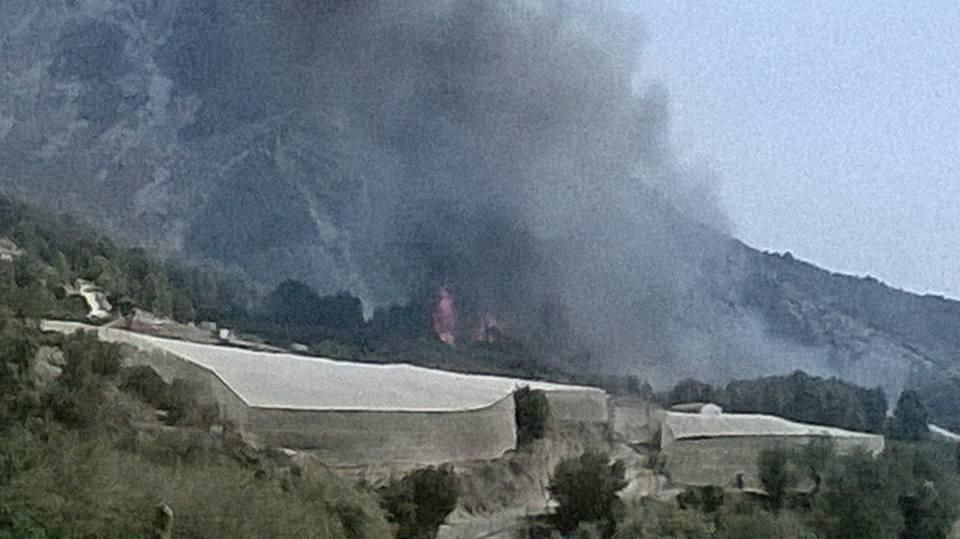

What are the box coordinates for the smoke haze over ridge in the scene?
[0,0,932,400]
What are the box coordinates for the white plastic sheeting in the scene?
[41,320,606,413]
[930,424,960,443]
[663,411,884,449]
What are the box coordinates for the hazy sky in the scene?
[634,1,960,299]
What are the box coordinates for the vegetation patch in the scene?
[378,465,461,539]
[514,385,550,447]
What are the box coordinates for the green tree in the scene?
[613,499,712,539]
[267,280,322,326]
[172,290,195,322]
[817,448,903,538]
[143,273,174,318]
[667,378,714,405]
[378,466,460,539]
[0,316,41,428]
[548,452,628,534]
[47,332,122,429]
[863,387,889,433]
[891,390,930,441]
[758,447,796,511]
[514,386,549,446]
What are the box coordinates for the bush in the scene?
[378,465,460,539]
[890,390,929,441]
[612,498,712,539]
[677,485,725,513]
[815,448,904,538]
[758,447,796,511]
[0,318,41,428]
[716,507,812,538]
[120,365,169,405]
[0,427,392,538]
[514,386,550,446]
[45,331,124,428]
[548,452,627,534]
[161,379,219,427]
[61,331,122,379]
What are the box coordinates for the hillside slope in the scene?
[1,1,958,429]
[720,242,960,429]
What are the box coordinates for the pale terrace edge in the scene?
[40,320,606,414]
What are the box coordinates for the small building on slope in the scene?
[41,321,608,466]
[660,410,885,490]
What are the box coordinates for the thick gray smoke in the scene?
[3,0,900,389]
[258,2,734,366]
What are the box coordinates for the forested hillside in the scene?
[3,193,960,537]
[0,296,392,537]
[5,191,960,432]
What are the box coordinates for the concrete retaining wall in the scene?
[663,435,884,489]
[542,389,609,424]
[611,398,662,445]
[247,396,517,466]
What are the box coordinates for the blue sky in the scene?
[633,1,960,298]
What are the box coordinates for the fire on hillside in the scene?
[432,287,505,345]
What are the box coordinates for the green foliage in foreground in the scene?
[752,440,959,539]
[514,386,550,447]
[612,498,713,539]
[0,428,392,538]
[558,438,960,539]
[378,466,460,539]
[758,447,797,511]
[548,452,628,535]
[0,313,393,538]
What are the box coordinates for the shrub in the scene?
[716,507,813,538]
[890,390,929,441]
[0,319,41,428]
[45,331,124,429]
[0,428,393,538]
[378,465,460,539]
[548,452,627,534]
[514,386,550,446]
[677,485,725,513]
[120,365,169,405]
[758,447,796,511]
[162,379,219,427]
[612,498,712,539]
[815,448,904,538]
[61,331,122,379]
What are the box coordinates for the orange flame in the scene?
[433,287,457,345]
[473,308,503,343]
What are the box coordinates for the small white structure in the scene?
[0,238,23,262]
[66,279,112,320]
[198,321,218,333]
[669,402,723,415]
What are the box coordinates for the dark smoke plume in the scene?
[4,0,857,388]
[257,2,734,369]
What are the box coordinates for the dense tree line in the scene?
[0,294,465,537]
[0,195,254,323]
[664,371,888,433]
[543,440,960,538]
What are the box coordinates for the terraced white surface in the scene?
[664,411,883,441]
[42,321,604,412]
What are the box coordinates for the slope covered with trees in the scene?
[0,313,393,536]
